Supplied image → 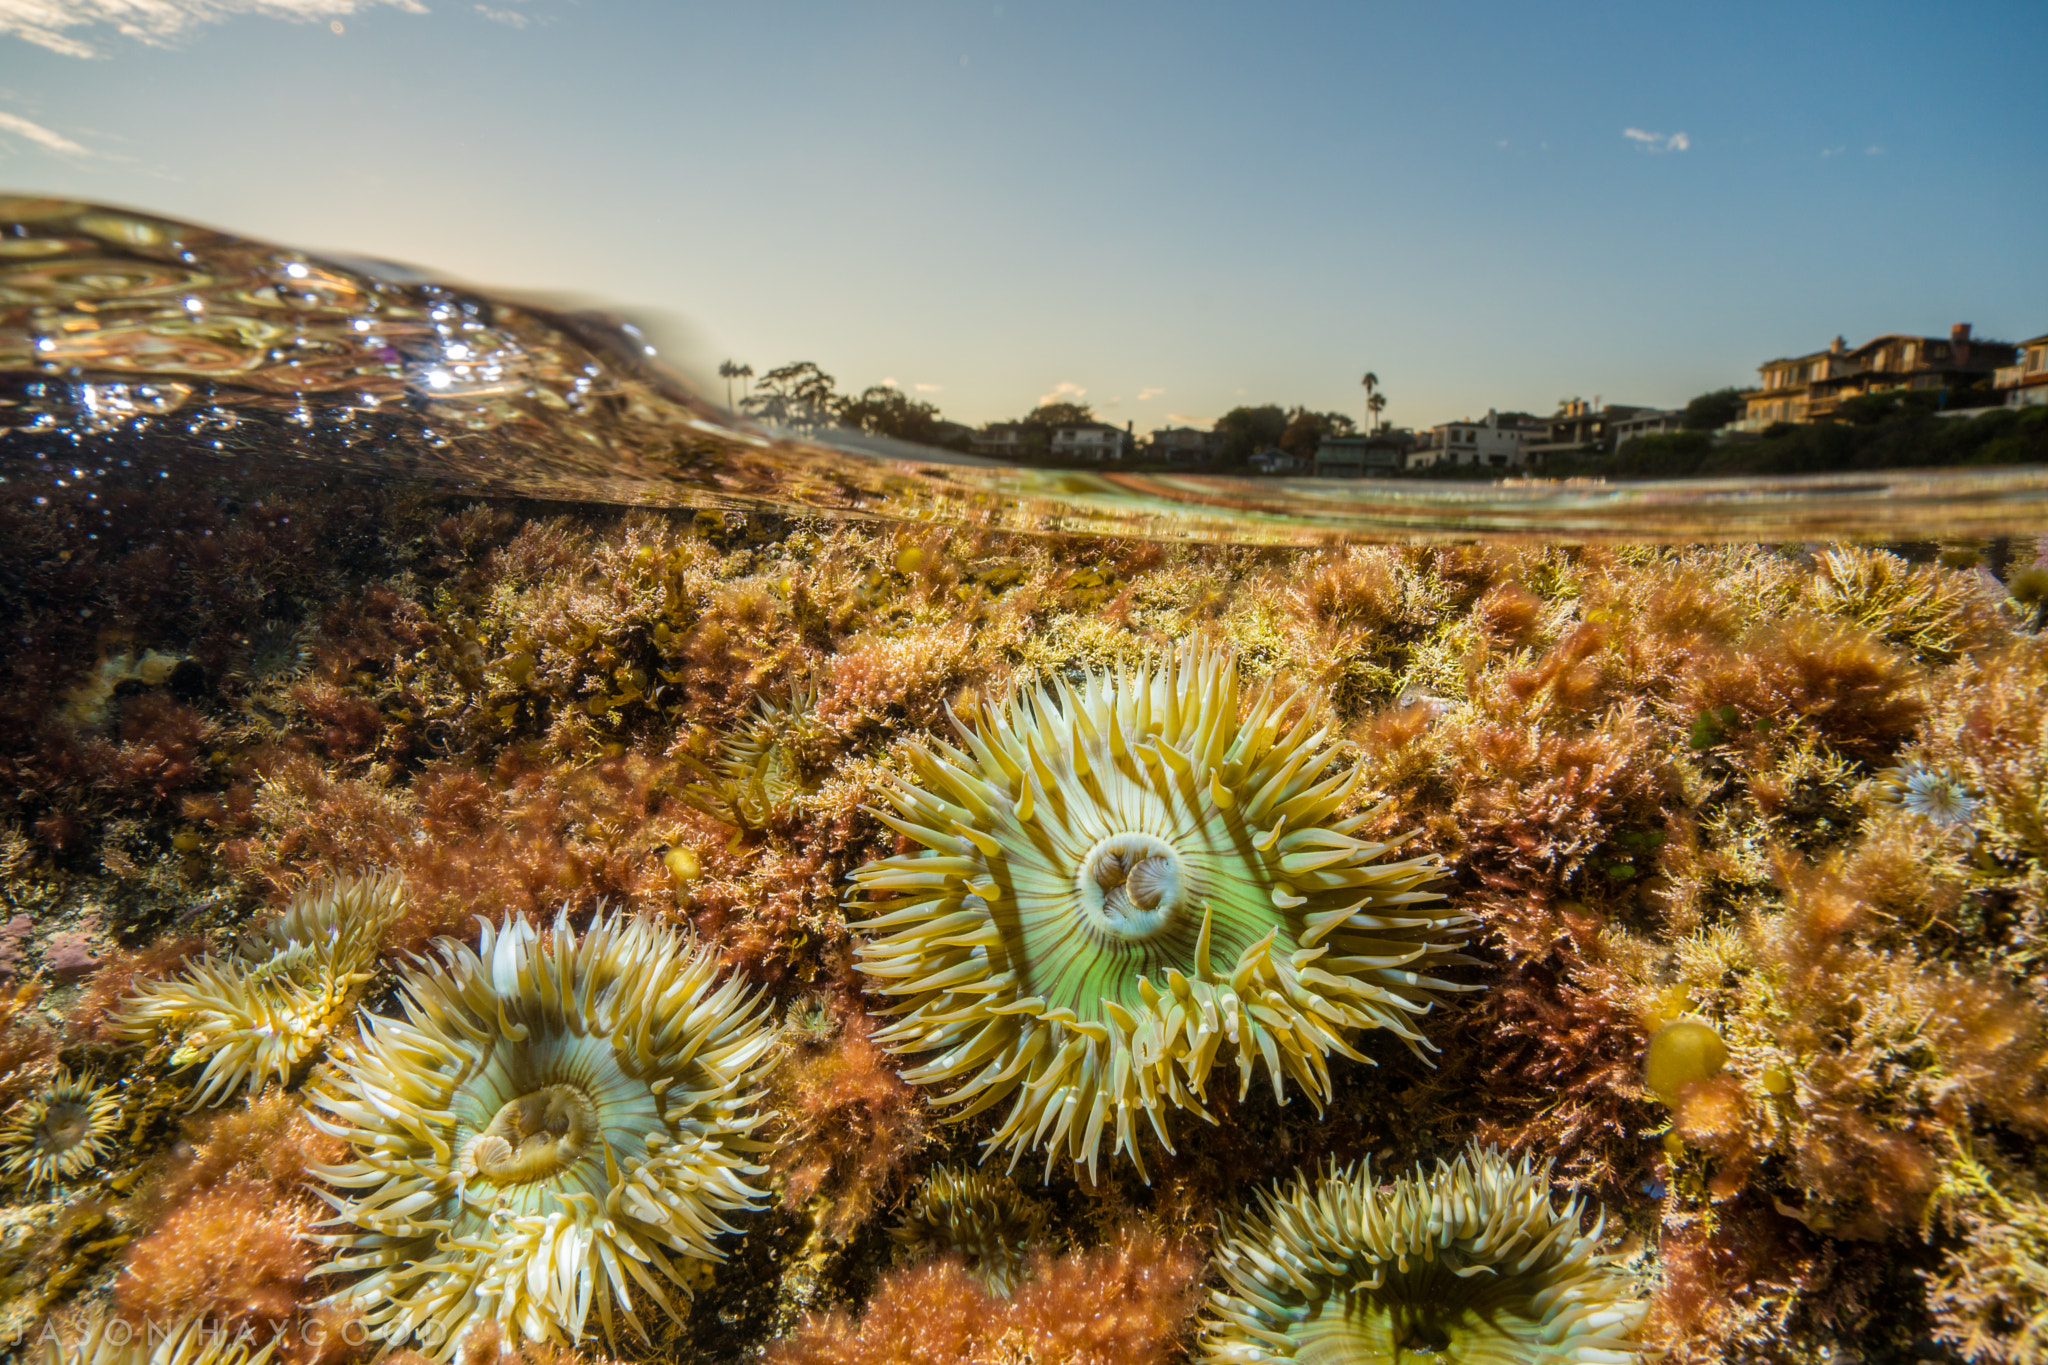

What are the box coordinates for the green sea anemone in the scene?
[681,674,824,835]
[0,1069,121,1188]
[1200,1145,1650,1364]
[112,871,408,1108]
[304,909,776,1358]
[889,1164,1053,1295]
[848,643,1469,1180]
[34,1312,278,1365]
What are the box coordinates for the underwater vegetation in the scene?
[2,494,2047,1363]
[764,1222,1206,1365]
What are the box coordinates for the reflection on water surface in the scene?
[4,194,2045,544]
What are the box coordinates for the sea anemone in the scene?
[303,909,777,1359]
[112,872,408,1107]
[681,674,824,835]
[1900,769,1981,828]
[889,1164,1053,1295]
[848,642,1469,1180]
[33,1310,277,1365]
[0,1068,121,1187]
[1199,1144,1650,1364]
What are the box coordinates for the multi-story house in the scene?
[1149,426,1223,463]
[969,424,1030,460]
[1049,421,1132,461]
[1740,325,2017,427]
[1409,409,1552,469]
[1996,333,2048,409]
[1519,400,1654,463]
[1610,408,1686,446]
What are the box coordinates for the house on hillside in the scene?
[1739,325,2017,428]
[1610,408,1686,446]
[1996,333,2048,408]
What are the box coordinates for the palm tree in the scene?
[718,360,754,412]
[1368,391,1387,431]
[1360,372,1380,432]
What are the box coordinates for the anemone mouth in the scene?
[1290,1272,1554,1365]
[39,1102,92,1153]
[849,642,1474,1179]
[461,1084,598,1186]
[1077,833,1189,942]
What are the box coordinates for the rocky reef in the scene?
[3,482,2047,1363]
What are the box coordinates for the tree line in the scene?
[718,358,1371,466]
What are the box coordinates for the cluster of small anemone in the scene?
[888,1164,1052,1296]
[34,1312,277,1365]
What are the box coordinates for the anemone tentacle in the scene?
[1200,1145,1651,1363]
[112,871,408,1108]
[848,642,1474,1180]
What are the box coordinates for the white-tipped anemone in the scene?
[303,909,776,1359]
[1200,1145,1651,1364]
[112,871,408,1108]
[848,642,1472,1180]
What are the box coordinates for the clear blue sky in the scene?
[3,0,2044,431]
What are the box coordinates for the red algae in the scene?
[762,1225,1203,1365]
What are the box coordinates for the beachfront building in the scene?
[1739,325,2017,428]
[1996,334,2048,408]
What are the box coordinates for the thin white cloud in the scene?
[1822,145,1847,157]
[912,382,942,393]
[879,376,899,388]
[0,109,88,155]
[1623,127,1689,153]
[1866,144,1886,156]
[1166,413,1211,429]
[475,3,526,26]
[0,0,428,59]
[1137,387,1164,401]
[1037,381,1086,407]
